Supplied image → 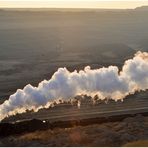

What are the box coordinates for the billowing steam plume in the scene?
[0,51,148,121]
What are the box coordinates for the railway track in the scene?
[3,96,148,123]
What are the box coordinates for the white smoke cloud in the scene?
[0,51,148,121]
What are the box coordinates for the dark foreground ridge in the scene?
[0,110,148,137]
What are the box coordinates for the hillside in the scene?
[135,6,148,11]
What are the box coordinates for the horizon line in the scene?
[0,6,143,9]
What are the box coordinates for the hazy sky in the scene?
[0,0,148,9]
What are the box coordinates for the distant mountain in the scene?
[1,8,126,12]
[135,6,148,11]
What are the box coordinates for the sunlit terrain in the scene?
[0,6,148,147]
